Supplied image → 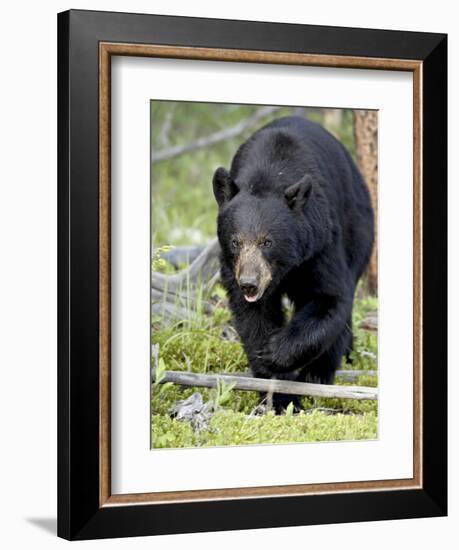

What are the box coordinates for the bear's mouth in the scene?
[244,291,263,303]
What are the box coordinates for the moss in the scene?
[152,409,378,449]
[152,322,248,375]
[151,289,378,448]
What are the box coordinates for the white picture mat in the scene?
[111,56,413,495]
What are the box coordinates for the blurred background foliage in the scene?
[151,102,357,249]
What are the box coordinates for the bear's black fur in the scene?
[213,116,374,412]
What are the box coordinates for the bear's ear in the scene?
[212,167,239,208]
[284,174,313,210]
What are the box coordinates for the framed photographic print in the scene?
[57,9,447,540]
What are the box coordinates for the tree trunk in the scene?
[353,110,378,295]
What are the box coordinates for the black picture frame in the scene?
[58,9,447,540]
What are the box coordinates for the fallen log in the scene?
[221,369,377,382]
[152,369,378,400]
[151,287,214,313]
[151,240,220,322]
[160,245,205,269]
[151,300,200,323]
[151,238,220,295]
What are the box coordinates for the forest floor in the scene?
[151,284,378,449]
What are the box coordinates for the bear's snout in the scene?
[239,274,259,300]
[235,244,272,303]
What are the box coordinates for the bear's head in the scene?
[213,166,330,303]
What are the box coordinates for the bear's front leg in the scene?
[257,294,352,374]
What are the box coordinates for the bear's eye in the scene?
[262,239,272,248]
[231,239,239,248]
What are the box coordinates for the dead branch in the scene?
[222,369,377,382]
[152,369,378,400]
[151,301,199,323]
[160,245,205,269]
[360,315,378,331]
[151,239,220,322]
[151,106,282,163]
[151,287,214,312]
[151,238,220,295]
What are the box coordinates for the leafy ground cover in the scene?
[151,286,378,448]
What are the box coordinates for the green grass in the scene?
[152,409,377,449]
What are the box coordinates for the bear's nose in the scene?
[239,275,258,296]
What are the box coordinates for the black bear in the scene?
[212,116,374,412]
